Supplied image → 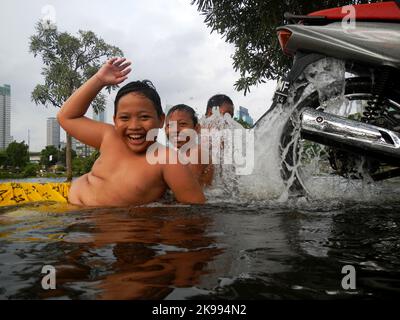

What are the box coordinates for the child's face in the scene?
[113,93,164,153]
[219,102,234,117]
[165,110,199,149]
[206,102,234,118]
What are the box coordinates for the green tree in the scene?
[40,145,59,168]
[72,157,85,176]
[29,21,123,181]
[192,0,376,94]
[59,147,77,167]
[83,150,100,173]
[5,141,30,169]
[72,150,100,176]
[0,151,7,167]
[22,163,40,177]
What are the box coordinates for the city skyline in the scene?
[1,93,258,153]
[0,0,275,153]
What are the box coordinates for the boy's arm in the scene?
[163,161,206,204]
[201,164,214,186]
[198,147,214,186]
[57,58,131,149]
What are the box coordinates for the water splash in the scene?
[294,58,400,203]
[200,58,400,207]
[199,108,244,201]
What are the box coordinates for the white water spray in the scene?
[199,58,400,207]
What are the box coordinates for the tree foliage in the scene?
[29,21,123,180]
[30,22,123,110]
[22,163,40,177]
[192,0,377,94]
[83,150,100,173]
[59,147,77,167]
[40,145,59,168]
[0,151,7,167]
[5,141,29,168]
[72,150,99,176]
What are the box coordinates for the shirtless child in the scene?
[57,58,205,206]
[165,104,214,187]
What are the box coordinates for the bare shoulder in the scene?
[99,125,118,148]
[161,145,206,204]
[103,124,117,137]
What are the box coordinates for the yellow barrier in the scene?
[0,182,70,207]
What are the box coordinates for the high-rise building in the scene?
[238,106,254,126]
[46,117,60,148]
[0,84,12,150]
[93,109,106,122]
[75,140,94,157]
[70,137,94,157]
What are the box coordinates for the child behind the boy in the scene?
[57,58,205,206]
[165,104,214,187]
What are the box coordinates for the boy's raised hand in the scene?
[95,57,132,86]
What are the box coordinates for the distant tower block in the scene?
[238,106,254,126]
[0,84,12,150]
[46,117,60,147]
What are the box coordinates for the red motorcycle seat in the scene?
[308,1,400,21]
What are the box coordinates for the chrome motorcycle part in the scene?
[300,108,400,164]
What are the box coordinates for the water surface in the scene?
[1,201,399,299]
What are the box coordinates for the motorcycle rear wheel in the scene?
[280,76,400,196]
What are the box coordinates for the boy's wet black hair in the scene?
[114,80,164,118]
[206,94,233,115]
[167,104,198,126]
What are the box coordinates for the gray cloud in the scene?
[0,0,276,152]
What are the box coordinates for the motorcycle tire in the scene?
[280,76,400,196]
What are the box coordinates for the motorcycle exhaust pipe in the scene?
[300,108,400,164]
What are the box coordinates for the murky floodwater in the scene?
[2,58,400,300]
[0,200,400,300]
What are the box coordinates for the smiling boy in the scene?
[57,57,205,206]
[165,104,214,187]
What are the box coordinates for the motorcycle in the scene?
[255,1,400,195]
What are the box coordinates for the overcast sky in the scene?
[0,0,276,152]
